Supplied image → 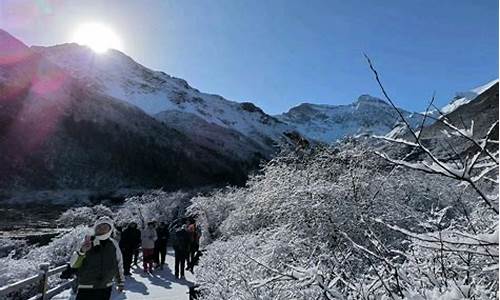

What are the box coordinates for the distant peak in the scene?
[295,102,315,108]
[442,78,499,114]
[33,42,133,60]
[356,94,387,105]
[287,102,320,112]
[31,42,145,75]
[240,102,265,114]
[470,78,499,95]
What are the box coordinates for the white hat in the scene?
[94,217,114,229]
[93,217,114,241]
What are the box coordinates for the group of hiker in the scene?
[68,216,201,300]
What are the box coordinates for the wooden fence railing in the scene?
[0,263,75,300]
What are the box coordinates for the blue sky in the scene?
[1,0,498,114]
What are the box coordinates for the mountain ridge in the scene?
[31,43,291,153]
[275,94,426,143]
[0,28,497,197]
[0,30,255,193]
[31,38,497,146]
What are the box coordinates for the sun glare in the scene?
[72,23,123,53]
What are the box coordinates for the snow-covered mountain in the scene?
[441,79,499,114]
[32,44,291,152]
[278,80,499,143]
[383,81,499,162]
[386,79,500,139]
[420,82,498,142]
[276,95,425,143]
[1,28,496,195]
[0,29,253,192]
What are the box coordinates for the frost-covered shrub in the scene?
[197,227,331,300]
[193,143,437,247]
[27,225,90,266]
[0,238,27,258]
[57,204,114,227]
[190,136,498,299]
[0,255,39,299]
[115,190,190,227]
[0,226,89,299]
[187,187,242,244]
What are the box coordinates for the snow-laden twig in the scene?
[375,151,464,178]
[372,219,499,258]
[372,135,419,147]
[365,54,499,214]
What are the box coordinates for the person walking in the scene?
[173,223,190,279]
[70,217,124,300]
[154,221,169,270]
[113,224,123,242]
[141,221,157,273]
[133,248,139,266]
[119,221,141,276]
[186,218,201,272]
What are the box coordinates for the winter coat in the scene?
[187,224,202,244]
[70,238,124,289]
[155,226,169,247]
[173,228,190,254]
[141,227,157,249]
[120,227,141,251]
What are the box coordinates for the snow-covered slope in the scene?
[2,28,496,193]
[155,110,268,161]
[441,79,499,114]
[420,82,498,142]
[276,95,425,143]
[385,82,499,162]
[385,79,500,139]
[32,44,291,151]
[0,30,253,192]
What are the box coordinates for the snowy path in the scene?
[53,248,195,300]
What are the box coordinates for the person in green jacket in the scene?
[70,217,125,300]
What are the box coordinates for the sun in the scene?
[72,23,123,53]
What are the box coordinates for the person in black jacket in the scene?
[173,223,190,279]
[154,221,169,270]
[119,222,141,276]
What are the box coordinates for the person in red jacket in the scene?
[186,218,201,272]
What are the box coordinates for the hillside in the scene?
[0,30,250,193]
[32,44,292,153]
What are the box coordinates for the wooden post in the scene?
[39,263,49,300]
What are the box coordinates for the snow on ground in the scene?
[53,247,195,300]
